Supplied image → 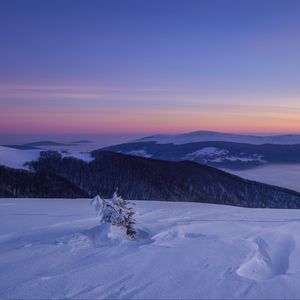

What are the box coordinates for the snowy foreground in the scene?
[2,200,300,299]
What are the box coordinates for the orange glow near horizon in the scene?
[2,1,300,137]
[1,82,300,135]
[1,105,300,135]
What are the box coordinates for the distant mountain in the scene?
[2,141,72,150]
[4,150,296,208]
[102,141,300,170]
[24,141,70,147]
[135,131,300,145]
[2,144,39,150]
[71,140,92,144]
[2,141,94,151]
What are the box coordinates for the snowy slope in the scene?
[2,199,300,299]
[136,131,300,145]
[0,146,41,170]
[184,147,266,164]
[0,146,93,170]
[59,150,94,162]
[127,149,153,158]
[103,140,300,170]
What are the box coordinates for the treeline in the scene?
[0,165,87,198]
[19,150,300,208]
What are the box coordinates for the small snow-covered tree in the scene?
[90,192,137,239]
[90,195,115,224]
[112,192,137,239]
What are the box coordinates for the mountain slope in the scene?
[0,166,88,198]
[24,150,300,208]
[102,141,300,170]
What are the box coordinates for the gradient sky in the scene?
[1,0,300,135]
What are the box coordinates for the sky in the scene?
[0,0,300,137]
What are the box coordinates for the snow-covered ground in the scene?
[1,199,300,299]
[227,164,300,193]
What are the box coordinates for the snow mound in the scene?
[64,225,133,253]
[237,233,295,281]
[67,225,151,252]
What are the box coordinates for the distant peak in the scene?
[133,131,300,145]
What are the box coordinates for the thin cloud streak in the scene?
[1,105,299,134]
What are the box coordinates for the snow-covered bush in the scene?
[90,192,137,239]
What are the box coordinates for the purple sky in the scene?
[1,0,300,135]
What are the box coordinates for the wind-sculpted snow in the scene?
[237,233,295,280]
[2,199,300,299]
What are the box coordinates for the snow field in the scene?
[1,199,300,298]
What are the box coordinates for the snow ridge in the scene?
[237,233,295,280]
